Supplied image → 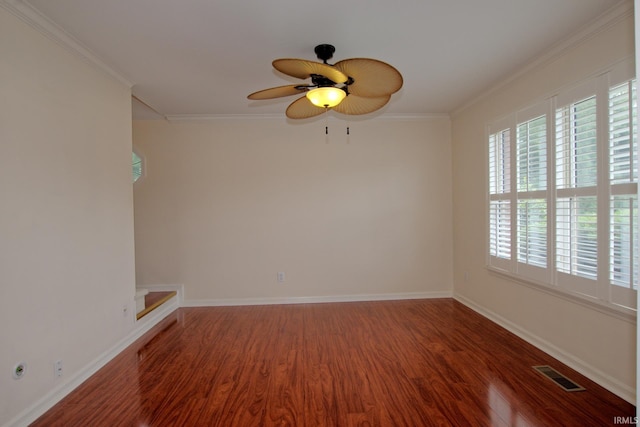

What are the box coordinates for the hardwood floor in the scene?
[31,299,634,426]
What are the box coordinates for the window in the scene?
[489,128,512,265]
[132,151,143,183]
[487,68,637,312]
[555,95,598,293]
[609,80,638,306]
[516,114,547,274]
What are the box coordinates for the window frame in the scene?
[485,61,637,316]
[488,116,514,274]
[554,82,601,299]
[515,103,551,284]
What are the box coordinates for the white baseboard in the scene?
[453,293,636,404]
[182,290,452,307]
[6,295,179,427]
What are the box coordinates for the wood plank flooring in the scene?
[31,299,634,426]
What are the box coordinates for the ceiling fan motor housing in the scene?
[314,44,335,63]
[310,74,337,87]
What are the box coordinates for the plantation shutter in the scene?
[486,65,637,312]
[489,200,511,258]
[609,81,637,185]
[516,116,547,272]
[555,94,598,295]
[488,127,512,271]
[608,80,638,307]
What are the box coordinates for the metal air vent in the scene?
[533,365,585,392]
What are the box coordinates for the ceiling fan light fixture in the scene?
[250,44,403,119]
[306,86,346,108]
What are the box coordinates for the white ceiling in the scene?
[15,0,628,119]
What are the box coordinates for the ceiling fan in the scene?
[247,44,403,119]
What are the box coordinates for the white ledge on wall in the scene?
[136,284,184,307]
[486,266,636,323]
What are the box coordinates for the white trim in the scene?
[364,113,450,121]
[488,266,636,322]
[182,291,452,307]
[164,112,448,122]
[165,113,286,121]
[554,77,598,108]
[452,1,634,118]
[482,56,634,135]
[454,293,636,404]
[5,297,178,427]
[0,0,133,88]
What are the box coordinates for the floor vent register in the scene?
[533,365,585,392]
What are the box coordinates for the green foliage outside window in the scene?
[132,152,142,183]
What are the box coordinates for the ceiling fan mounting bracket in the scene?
[314,44,335,63]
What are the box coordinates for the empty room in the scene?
[1,0,637,425]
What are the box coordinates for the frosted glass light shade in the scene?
[306,87,346,108]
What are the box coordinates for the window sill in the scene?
[487,266,637,324]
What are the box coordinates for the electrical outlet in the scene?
[13,362,26,380]
[277,272,285,283]
[54,360,63,378]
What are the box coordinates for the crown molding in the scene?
[165,113,285,121]
[371,113,450,121]
[451,0,634,118]
[1,1,445,122]
[163,112,449,122]
[1,0,133,88]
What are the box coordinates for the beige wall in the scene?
[451,11,636,401]
[0,7,135,425]
[133,117,453,303]
[1,0,634,423]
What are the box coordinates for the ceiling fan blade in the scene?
[247,84,308,100]
[332,94,391,115]
[334,58,403,97]
[273,59,348,84]
[286,96,327,119]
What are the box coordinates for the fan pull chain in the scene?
[324,107,329,143]
[346,121,350,144]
